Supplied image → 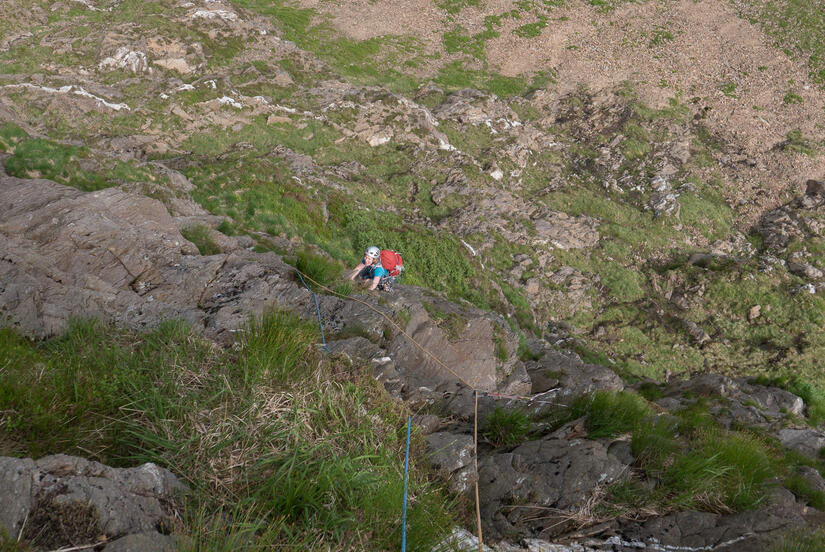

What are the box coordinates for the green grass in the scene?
[180,225,221,256]
[771,527,825,552]
[0,122,28,152]
[481,405,531,447]
[719,81,738,98]
[513,16,548,38]
[443,27,498,61]
[565,392,792,515]
[4,137,157,191]
[572,390,653,438]
[0,529,29,552]
[0,318,456,551]
[752,376,825,426]
[291,248,346,290]
[783,129,821,156]
[231,0,425,93]
[648,28,674,47]
[437,0,482,14]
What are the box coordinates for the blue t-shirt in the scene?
[362,258,387,279]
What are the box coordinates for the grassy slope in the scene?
[0,316,454,551]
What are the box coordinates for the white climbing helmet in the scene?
[365,246,380,259]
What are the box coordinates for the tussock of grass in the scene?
[290,248,345,290]
[564,392,787,515]
[0,318,455,550]
[481,406,531,448]
[573,390,653,438]
[180,225,221,256]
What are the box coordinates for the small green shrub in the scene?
[514,17,547,38]
[649,28,674,47]
[719,82,738,98]
[482,406,531,448]
[636,382,665,401]
[437,0,482,15]
[180,225,221,256]
[783,129,821,156]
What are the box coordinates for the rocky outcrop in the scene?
[0,171,525,393]
[654,373,806,429]
[526,350,623,399]
[0,454,185,550]
[757,179,825,284]
[425,432,477,495]
[478,432,625,541]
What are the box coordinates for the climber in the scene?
[349,245,387,291]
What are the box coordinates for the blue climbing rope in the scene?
[296,271,330,352]
[401,415,412,552]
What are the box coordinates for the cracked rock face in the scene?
[478,436,624,541]
[0,454,186,547]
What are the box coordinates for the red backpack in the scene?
[379,250,404,277]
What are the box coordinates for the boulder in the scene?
[0,455,185,548]
[425,432,477,495]
[477,436,624,540]
[104,532,182,552]
[525,350,623,400]
[778,428,825,457]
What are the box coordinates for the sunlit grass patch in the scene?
[4,137,158,191]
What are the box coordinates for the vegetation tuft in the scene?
[481,406,531,448]
[180,225,221,256]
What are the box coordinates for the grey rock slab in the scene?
[477,437,624,540]
[0,456,36,537]
[526,350,622,402]
[104,532,181,552]
[325,336,384,363]
[607,440,634,466]
[0,454,186,542]
[425,432,474,474]
[779,428,825,457]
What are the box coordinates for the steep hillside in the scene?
[2,0,824,386]
[2,0,825,549]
